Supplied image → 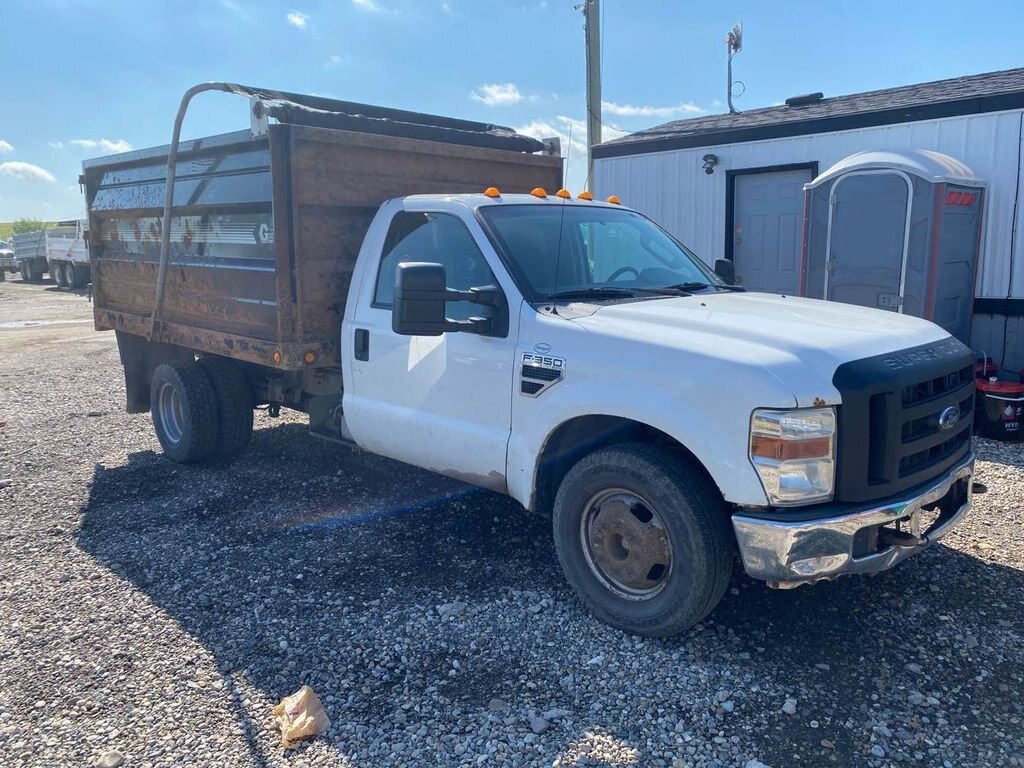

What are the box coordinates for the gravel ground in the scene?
[1,279,1023,768]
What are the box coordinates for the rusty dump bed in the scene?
[83,115,562,370]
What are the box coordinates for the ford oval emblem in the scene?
[533,342,552,354]
[938,405,961,432]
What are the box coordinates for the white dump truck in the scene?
[82,84,976,636]
[13,219,90,288]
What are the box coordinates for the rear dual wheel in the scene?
[69,264,88,289]
[150,358,253,463]
[52,263,67,288]
[552,444,733,638]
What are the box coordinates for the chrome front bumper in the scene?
[732,454,974,589]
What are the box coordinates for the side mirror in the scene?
[392,262,504,337]
[714,258,736,285]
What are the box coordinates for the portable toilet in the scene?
[800,150,985,342]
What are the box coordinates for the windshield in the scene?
[478,204,720,301]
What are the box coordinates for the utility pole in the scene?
[583,0,601,191]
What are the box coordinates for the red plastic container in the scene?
[975,378,1024,441]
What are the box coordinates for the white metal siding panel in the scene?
[594,109,1024,298]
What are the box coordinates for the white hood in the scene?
[569,291,950,405]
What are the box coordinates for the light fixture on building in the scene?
[703,154,719,175]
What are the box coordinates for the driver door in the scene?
[344,207,517,491]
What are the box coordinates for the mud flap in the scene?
[115,330,195,413]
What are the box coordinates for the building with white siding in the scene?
[593,68,1024,372]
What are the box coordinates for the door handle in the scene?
[354,328,369,361]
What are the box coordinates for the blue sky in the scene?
[1,0,1022,221]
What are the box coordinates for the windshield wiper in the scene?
[660,281,745,293]
[545,287,639,301]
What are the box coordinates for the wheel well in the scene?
[532,415,716,515]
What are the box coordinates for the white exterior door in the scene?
[343,204,518,491]
[732,168,812,294]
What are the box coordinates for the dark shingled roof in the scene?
[594,67,1024,159]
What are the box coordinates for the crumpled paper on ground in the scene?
[272,685,331,747]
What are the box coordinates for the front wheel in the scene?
[552,443,733,637]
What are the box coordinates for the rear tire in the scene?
[70,264,88,289]
[52,263,66,288]
[552,443,733,637]
[19,262,29,281]
[198,357,253,458]
[150,361,218,463]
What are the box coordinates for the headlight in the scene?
[749,407,836,506]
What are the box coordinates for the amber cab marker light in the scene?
[606,195,621,205]
[272,350,282,364]
[555,188,571,199]
[483,186,501,198]
[530,187,548,198]
[577,191,594,200]
[304,351,317,365]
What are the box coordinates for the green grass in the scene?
[0,221,59,242]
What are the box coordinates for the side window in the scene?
[374,212,496,320]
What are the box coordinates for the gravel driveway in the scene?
[1,280,1022,768]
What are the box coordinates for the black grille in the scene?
[521,380,544,395]
[833,338,974,503]
[522,364,562,382]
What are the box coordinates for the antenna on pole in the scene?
[726,23,743,114]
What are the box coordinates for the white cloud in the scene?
[601,100,705,118]
[0,140,13,154]
[440,1,452,14]
[70,139,133,154]
[286,10,309,28]
[353,0,382,11]
[471,83,523,107]
[0,161,57,184]
[517,116,630,191]
[49,141,64,150]
[325,54,343,67]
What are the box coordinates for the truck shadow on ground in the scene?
[75,422,1024,765]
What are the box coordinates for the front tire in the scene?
[150,361,218,463]
[552,443,733,637]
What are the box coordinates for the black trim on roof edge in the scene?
[593,91,1024,159]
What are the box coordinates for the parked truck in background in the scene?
[13,219,90,287]
[12,221,90,287]
[12,228,48,282]
[82,84,976,636]
[0,242,15,281]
